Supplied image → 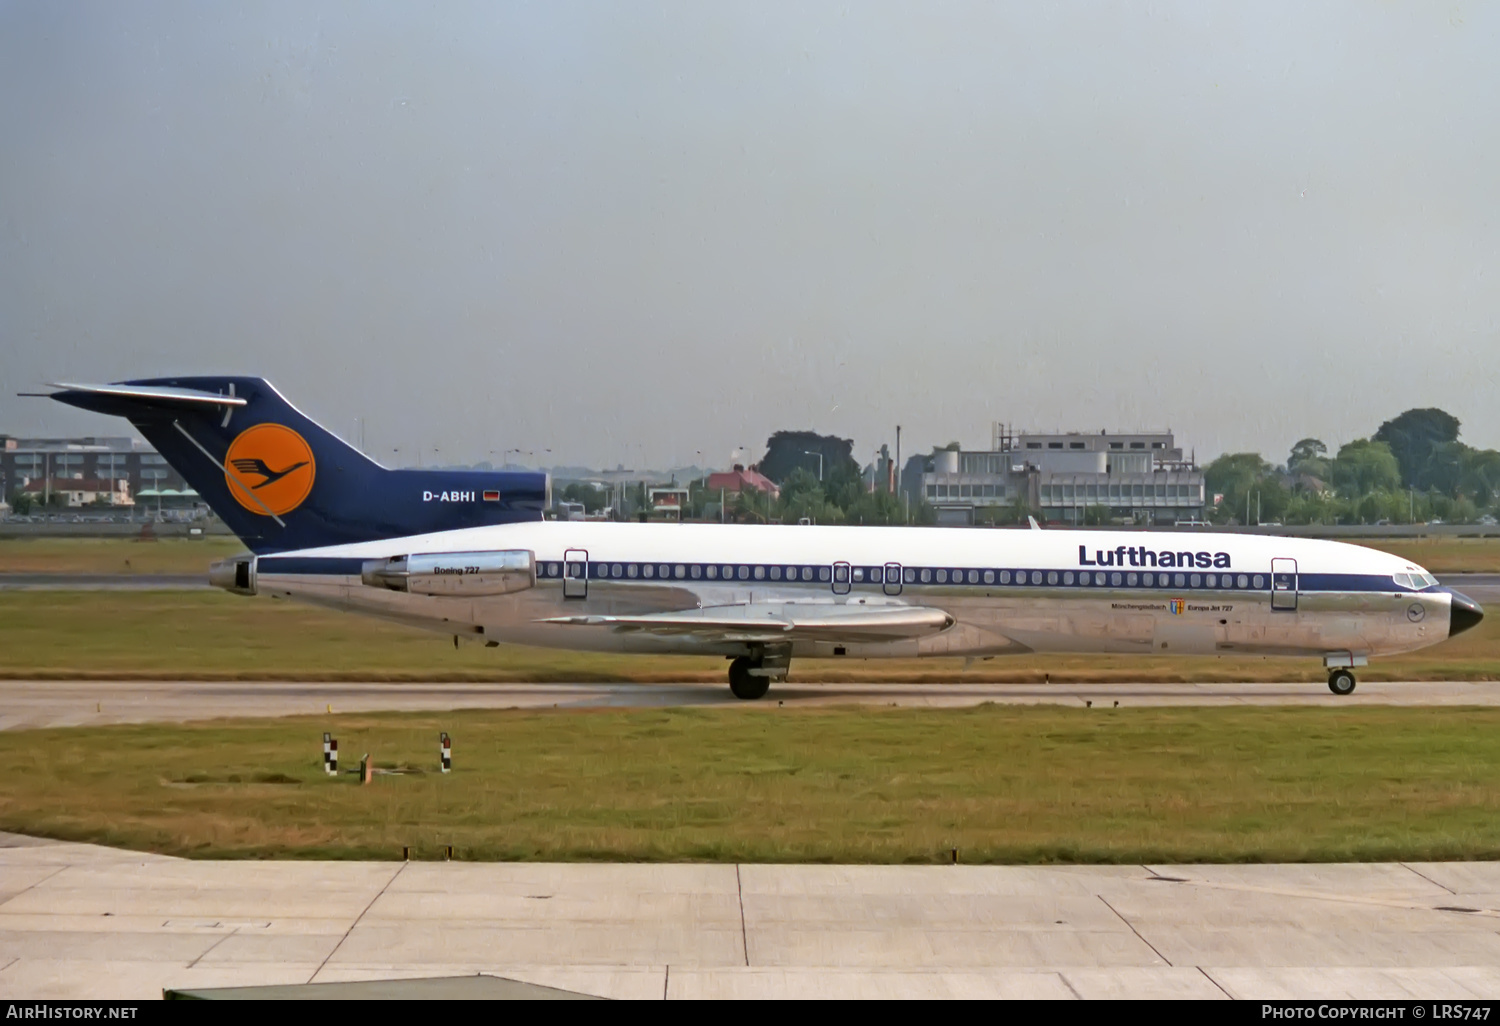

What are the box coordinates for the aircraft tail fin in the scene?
[46,377,547,553]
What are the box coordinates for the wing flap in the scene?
[539,604,954,643]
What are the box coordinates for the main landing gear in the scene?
[728,643,791,701]
[1328,669,1357,696]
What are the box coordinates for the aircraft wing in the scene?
[538,603,954,644]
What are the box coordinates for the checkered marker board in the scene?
[440,732,451,774]
[323,733,338,776]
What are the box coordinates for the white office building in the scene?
[921,426,1207,526]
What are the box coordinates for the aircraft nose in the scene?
[1450,591,1485,638]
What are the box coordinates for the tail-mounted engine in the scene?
[361,550,534,596]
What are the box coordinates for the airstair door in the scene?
[884,562,903,597]
[564,548,589,600]
[1270,557,1297,612]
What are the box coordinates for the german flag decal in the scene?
[483,490,501,502]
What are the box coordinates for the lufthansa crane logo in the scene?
[223,424,315,516]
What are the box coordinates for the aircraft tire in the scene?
[728,657,770,700]
[1328,670,1356,696]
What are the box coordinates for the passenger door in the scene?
[1270,557,1297,612]
[564,548,589,600]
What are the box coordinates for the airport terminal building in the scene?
[921,426,1207,526]
[0,435,190,507]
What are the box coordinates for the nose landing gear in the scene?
[1328,670,1356,696]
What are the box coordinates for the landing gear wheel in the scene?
[728,657,770,700]
[1328,670,1357,696]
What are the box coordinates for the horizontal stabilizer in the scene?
[46,382,248,408]
[539,603,954,644]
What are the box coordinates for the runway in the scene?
[4,678,1500,729]
[0,573,206,590]
[3,833,1499,1000]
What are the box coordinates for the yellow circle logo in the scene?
[223,424,316,516]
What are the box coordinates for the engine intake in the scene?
[361,550,534,596]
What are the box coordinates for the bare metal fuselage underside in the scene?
[256,571,1444,663]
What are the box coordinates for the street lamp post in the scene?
[803,450,823,481]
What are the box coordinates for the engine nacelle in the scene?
[209,555,257,596]
[361,550,534,597]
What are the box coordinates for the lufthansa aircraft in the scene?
[44,378,1483,699]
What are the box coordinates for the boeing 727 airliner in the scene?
[43,377,1483,699]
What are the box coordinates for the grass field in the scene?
[2,535,1499,575]
[1365,537,1500,573]
[2,590,1498,682]
[3,705,1499,863]
[0,537,243,574]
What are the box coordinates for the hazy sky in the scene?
[2,1,1496,471]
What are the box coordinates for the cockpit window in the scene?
[1394,572,1439,590]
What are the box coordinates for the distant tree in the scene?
[1374,408,1461,489]
[557,481,607,513]
[6,491,32,515]
[1205,453,1269,521]
[731,486,773,524]
[1421,442,1472,498]
[756,431,858,486]
[1330,439,1401,496]
[843,488,905,526]
[775,467,841,524]
[1289,438,1327,468]
[1460,449,1500,509]
[1288,438,1330,481]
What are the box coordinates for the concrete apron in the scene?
[3,834,1500,1000]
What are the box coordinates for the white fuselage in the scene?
[241,522,1459,665]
